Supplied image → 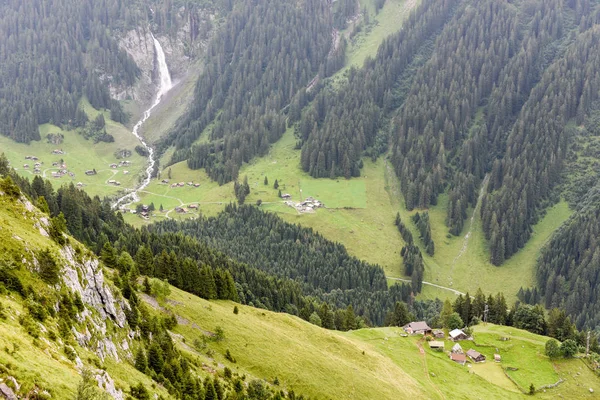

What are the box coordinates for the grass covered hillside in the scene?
[0,99,148,199]
[1,173,599,399]
[148,284,600,400]
[0,179,166,398]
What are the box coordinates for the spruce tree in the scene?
[134,348,147,372]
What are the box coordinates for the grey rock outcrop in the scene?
[0,383,17,400]
[97,337,120,361]
[61,246,127,327]
[95,370,124,400]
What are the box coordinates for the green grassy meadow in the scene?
[0,99,148,198]
[128,117,572,300]
[153,284,600,400]
[127,128,406,278]
[344,0,420,71]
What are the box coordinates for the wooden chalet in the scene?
[449,329,469,341]
[428,341,444,351]
[451,343,463,354]
[403,321,432,335]
[466,349,486,363]
[450,353,467,365]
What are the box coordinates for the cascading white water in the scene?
[113,33,173,209]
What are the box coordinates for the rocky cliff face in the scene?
[0,191,133,399]
[61,245,127,328]
[112,9,216,106]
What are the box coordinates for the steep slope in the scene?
[0,178,299,399]
[0,180,161,398]
[150,284,600,399]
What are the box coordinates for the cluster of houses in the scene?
[23,156,42,174]
[109,161,132,169]
[51,169,72,178]
[23,161,43,174]
[163,180,200,188]
[284,196,325,213]
[403,321,500,366]
[175,204,200,214]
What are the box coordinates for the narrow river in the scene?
[113,32,172,209]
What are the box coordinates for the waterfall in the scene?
[153,34,172,100]
[113,32,173,209]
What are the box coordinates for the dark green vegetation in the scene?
[536,186,600,329]
[149,204,418,325]
[298,0,456,179]
[395,212,425,292]
[0,0,215,143]
[0,0,138,143]
[2,156,419,328]
[164,0,337,184]
[412,211,434,255]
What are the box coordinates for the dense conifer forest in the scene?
[298,0,458,179]
[163,0,335,184]
[0,0,216,143]
[0,0,146,142]
[4,0,600,351]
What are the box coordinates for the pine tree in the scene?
[101,242,118,269]
[134,348,147,372]
[147,343,164,373]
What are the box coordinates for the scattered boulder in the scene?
[0,383,17,400]
[94,370,124,400]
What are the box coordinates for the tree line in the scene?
[482,8,600,264]
[0,0,141,143]
[161,0,335,184]
[297,0,458,179]
[1,154,416,327]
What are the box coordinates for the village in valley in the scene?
[402,320,500,367]
[283,194,325,213]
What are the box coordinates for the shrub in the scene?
[37,248,60,284]
[213,326,225,342]
[0,268,25,295]
[545,339,561,359]
[0,176,20,198]
[225,349,236,363]
[19,314,41,338]
[561,339,578,358]
[26,297,48,322]
[64,345,77,362]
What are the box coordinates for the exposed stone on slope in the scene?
[72,326,92,347]
[94,370,124,400]
[114,8,214,105]
[61,245,127,327]
[0,383,17,400]
[97,337,120,362]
